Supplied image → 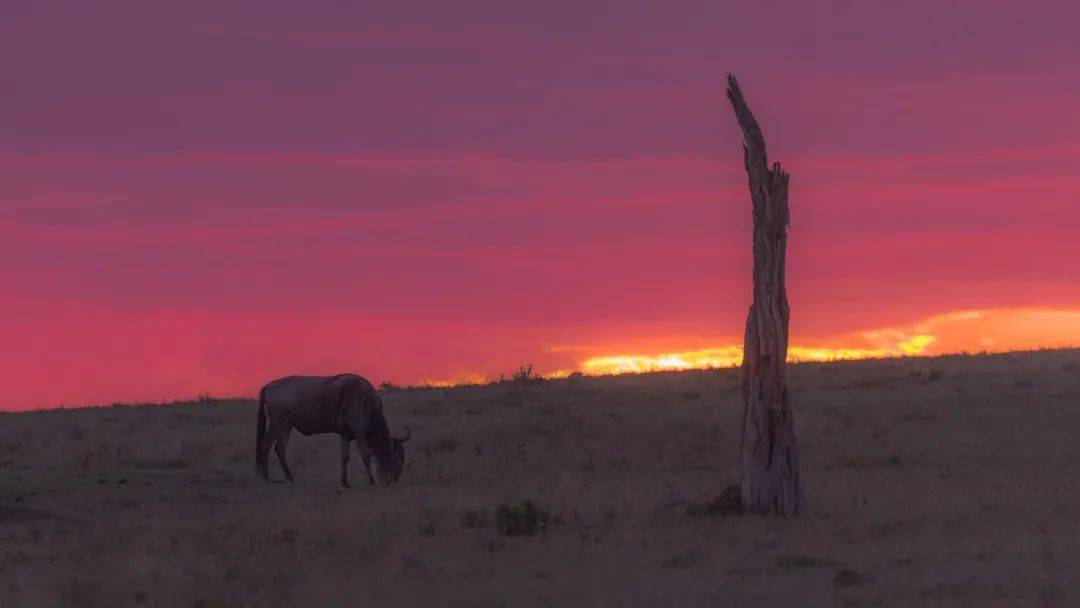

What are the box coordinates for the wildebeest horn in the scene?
[395,426,412,443]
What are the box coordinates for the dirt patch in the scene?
[0,505,64,523]
[834,569,874,588]
[662,546,711,569]
[774,554,840,570]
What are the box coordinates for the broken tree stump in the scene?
[725,74,802,516]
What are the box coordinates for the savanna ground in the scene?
[3,350,1080,606]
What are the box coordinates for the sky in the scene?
[4,1,1080,409]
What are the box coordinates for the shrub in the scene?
[508,364,543,385]
[495,501,550,536]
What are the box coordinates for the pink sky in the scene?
[4,2,1080,409]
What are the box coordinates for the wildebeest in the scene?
[256,374,410,487]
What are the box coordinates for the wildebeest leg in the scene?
[363,453,375,485]
[274,426,294,482]
[257,434,275,480]
[353,440,376,485]
[340,436,352,488]
[347,415,378,485]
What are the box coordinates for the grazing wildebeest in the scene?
[256,374,410,487]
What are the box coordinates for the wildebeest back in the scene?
[262,374,379,436]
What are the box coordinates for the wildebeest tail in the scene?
[256,385,267,466]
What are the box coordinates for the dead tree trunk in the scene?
[725,74,801,516]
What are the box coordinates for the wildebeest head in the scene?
[370,426,411,485]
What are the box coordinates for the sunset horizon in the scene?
[5,305,1080,410]
[6,2,1080,410]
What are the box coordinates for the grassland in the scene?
[2,350,1080,606]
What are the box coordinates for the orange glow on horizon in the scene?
[413,372,491,388]
[421,307,1080,385]
[575,336,940,376]
[572,309,1080,377]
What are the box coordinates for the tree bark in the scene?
[725,74,801,516]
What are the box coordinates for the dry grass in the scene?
[3,350,1080,606]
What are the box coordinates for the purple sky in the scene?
[4,1,1080,409]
